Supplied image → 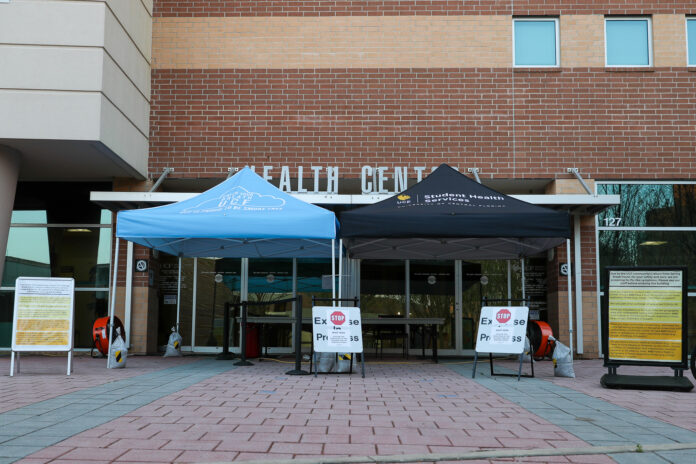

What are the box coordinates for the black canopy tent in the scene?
[339,164,571,260]
[340,164,576,355]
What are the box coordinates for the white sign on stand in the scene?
[10,277,75,376]
[475,306,529,354]
[312,306,363,353]
[473,306,530,380]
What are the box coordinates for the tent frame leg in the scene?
[235,302,254,366]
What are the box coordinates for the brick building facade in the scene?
[2,1,694,358]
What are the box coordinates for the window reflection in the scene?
[599,230,696,291]
[157,256,196,347]
[598,184,696,227]
[11,210,48,224]
[195,258,241,348]
[248,259,293,348]
[360,260,406,352]
[296,259,333,316]
[360,260,405,317]
[3,227,111,288]
[0,291,13,347]
[689,297,695,355]
[409,260,455,349]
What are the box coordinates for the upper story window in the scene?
[605,17,652,67]
[688,17,696,66]
[513,18,559,67]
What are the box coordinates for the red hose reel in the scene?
[528,320,555,358]
[92,316,126,356]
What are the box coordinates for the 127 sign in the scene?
[475,306,529,355]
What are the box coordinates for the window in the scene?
[513,18,559,67]
[688,18,696,66]
[597,182,696,354]
[605,17,652,66]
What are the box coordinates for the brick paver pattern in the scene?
[9,359,596,463]
[2,356,695,464]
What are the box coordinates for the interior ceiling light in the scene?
[67,228,91,233]
[639,241,667,246]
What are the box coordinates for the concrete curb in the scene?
[202,442,696,464]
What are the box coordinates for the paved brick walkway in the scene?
[0,355,695,463]
[456,359,696,464]
[0,355,195,413]
[526,359,696,433]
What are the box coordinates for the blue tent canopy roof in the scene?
[116,167,338,258]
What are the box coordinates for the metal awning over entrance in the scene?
[91,191,619,215]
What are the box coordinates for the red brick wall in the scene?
[150,68,696,180]
[153,1,696,17]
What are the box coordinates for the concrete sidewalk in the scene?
[0,354,694,464]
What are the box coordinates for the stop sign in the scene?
[496,309,511,324]
[330,311,346,325]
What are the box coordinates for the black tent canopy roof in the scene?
[339,164,571,260]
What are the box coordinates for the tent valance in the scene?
[339,164,571,260]
[116,167,339,258]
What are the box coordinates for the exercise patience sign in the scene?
[312,306,363,353]
[475,306,528,354]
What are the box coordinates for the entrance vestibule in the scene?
[161,255,547,357]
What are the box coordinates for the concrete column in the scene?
[0,145,21,287]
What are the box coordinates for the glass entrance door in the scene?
[459,260,524,354]
[409,260,455,352]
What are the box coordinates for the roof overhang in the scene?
[91,191,619,215]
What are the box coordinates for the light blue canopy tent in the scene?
[106,167,340,368]
[116,167,338,258]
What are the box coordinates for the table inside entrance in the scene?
[239,316,445,362]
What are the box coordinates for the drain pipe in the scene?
[566,239,574,356]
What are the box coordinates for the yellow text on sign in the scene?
[15,331,69,346]
[608,289,682,323]
[609,322,681,341]
[608,339,681,362]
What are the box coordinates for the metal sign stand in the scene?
[471,350,534,381]
[471,306,531,382]
[601,266,693,391]
[11,277,75,376]
[311,297,365,378]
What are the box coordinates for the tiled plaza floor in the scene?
[0,354,694,464]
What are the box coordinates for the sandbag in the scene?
[335,354,353,373]
[522,336,532,362]
[108,328,127,369]
[316,352,336,373]
[552,340,575,378]
[164,327,183,357]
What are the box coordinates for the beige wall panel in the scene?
[0,90,102,140]
[153,16,512,69]
[102,53,150,136]
[106,0,153,63]
[141,0,153,16]
[105,8,151,98]
[545,178,596,195]
[561,15,604,68]
[0,46,103,90]
[653,14,687,67]
[0,0,105,47]
[100,94,149,177]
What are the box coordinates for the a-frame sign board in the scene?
[602,266,693,391]
[472,306,531,381]
[312,306,365,378]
